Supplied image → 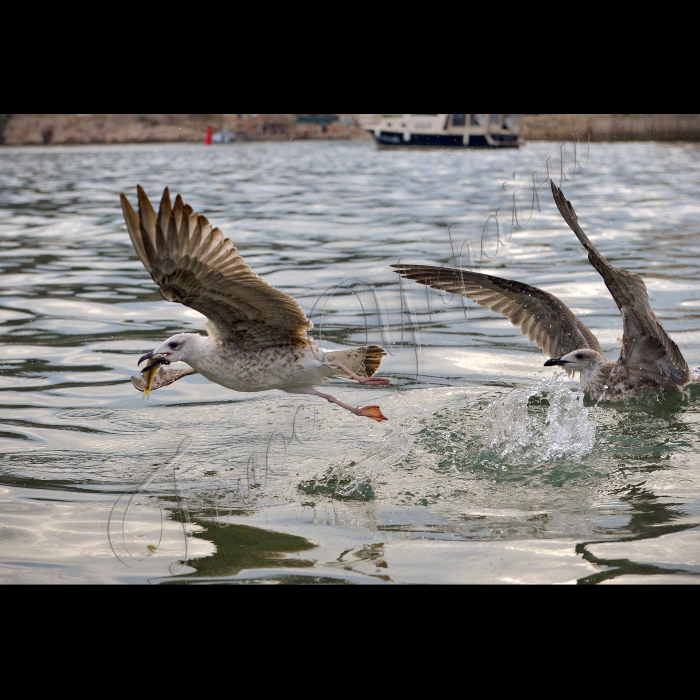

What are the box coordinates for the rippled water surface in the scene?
[2,140,700,584]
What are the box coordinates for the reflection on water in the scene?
[189,520,316,578]
[1,140,700,583]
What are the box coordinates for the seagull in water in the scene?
[120,186,391,421]
[394,181,690,401]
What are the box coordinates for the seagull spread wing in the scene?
[393,264,602,358]
[551,181,690,386]
[121,186,312,348]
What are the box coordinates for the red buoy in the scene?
[205,125,213,145]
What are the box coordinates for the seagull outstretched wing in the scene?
[392,264,602,359]
[551,181,689,386]
[120,186,312,348]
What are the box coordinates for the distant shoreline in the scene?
[0,114,371,147]
[3,114,700,146]
[521,114,700,142]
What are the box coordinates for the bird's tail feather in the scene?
[325,345,386,379]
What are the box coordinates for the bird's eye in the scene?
[576,353,583,359]
[169,341,178,349]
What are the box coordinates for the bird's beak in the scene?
[138,352,155,366]
[139,352,171,370]
[544,358,570,367]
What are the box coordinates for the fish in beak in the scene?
[139,353,171,398]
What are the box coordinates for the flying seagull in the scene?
[120,186,391,421]
[393,181,690,401]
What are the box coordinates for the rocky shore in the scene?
[0,114,370,146]
[1,114,209,145]
[521,114,700,142]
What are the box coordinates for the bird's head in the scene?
[544,349,607,375]
[139,333,197,366]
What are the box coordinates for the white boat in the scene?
[362,114,521,148]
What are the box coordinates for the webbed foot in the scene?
[357,405,388,422]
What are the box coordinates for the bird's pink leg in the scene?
[312,389,387,422]
[328,360,392,386]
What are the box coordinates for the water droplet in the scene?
[482,376,596,464]
[604,385,608,389]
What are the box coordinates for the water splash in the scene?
[482,375,596,464]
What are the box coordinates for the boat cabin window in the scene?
[451,114,466,127]
[488,114,520,130]
[471,114,484,126]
